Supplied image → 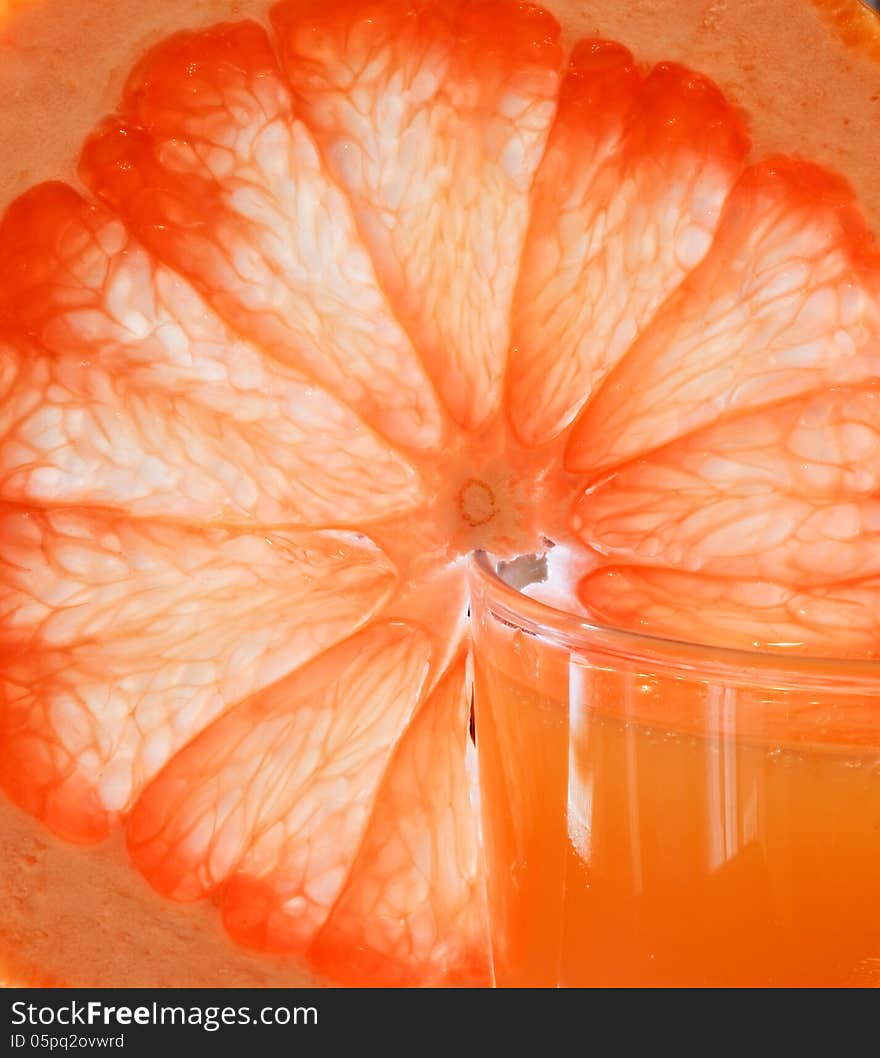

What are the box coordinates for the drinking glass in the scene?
[469,550,880,987]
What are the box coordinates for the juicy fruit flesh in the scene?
[0,0,879,986]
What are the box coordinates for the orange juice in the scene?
[470,555,880,988]
[475,659,880,987]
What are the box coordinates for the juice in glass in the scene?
[470,552,880,987]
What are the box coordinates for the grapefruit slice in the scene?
[271,0,563,430]
[0,183,425,525]
[508,47,750,444]
[79,20,447,450]
[0,0,879,988]
[0,509,397,844]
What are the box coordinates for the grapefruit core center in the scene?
[421,430,583,565]
[459,480,496,528]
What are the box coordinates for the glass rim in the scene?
[468,550,880,682]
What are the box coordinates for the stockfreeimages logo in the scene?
[11,1000,318,1033]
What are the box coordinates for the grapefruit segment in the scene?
[79,20,444,451]
[310,655,488,985]
[580,566,880,657]
[272,0,563,430]
[0,182,422,526]
[574,387,880,585]
[567,157,880,474]
[0,509,396,843]
[127,623,431,954]
[509,53,748,445]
